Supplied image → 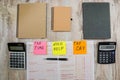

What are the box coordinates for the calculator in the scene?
[98,42,116,64]
[8,43,26,69]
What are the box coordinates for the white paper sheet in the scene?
[74,41,94,80]
[27,41,94,80]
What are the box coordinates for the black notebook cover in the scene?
[82,3,111,39]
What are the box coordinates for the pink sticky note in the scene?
[34,41,47,55]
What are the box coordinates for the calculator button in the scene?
[102,61,105,63]
[112,52,115,54]
[103,54,105,56]
[106,55,108,57]
[106,54,108,56]
[103,57,105,59]
[99,56,102,58]
[106,61,108,63]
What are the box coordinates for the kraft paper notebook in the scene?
[17,3,47,38]
[82,3,111,39]
[52,7,71,31]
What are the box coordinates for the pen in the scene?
[45,58,68,61]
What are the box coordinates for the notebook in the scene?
[82,3,111,39]
[52,7,71,31]
[17,3,47,38]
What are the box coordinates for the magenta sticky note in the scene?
[34,41,47,55]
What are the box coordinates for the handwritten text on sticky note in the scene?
[34,41,47,55]
[73,40,87,54]
[52,41,66,56]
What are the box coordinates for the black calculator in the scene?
[8,43,26,69]
[98,42,116,64]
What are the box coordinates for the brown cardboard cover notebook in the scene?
[17,3,47,38]
[52,7,71,31]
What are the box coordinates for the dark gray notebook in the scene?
[82,3,111,39]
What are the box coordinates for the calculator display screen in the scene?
[99,45,115,50]
[10,46,24,50]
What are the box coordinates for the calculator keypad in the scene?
[98,51,115,64]
[9,52,25,69]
